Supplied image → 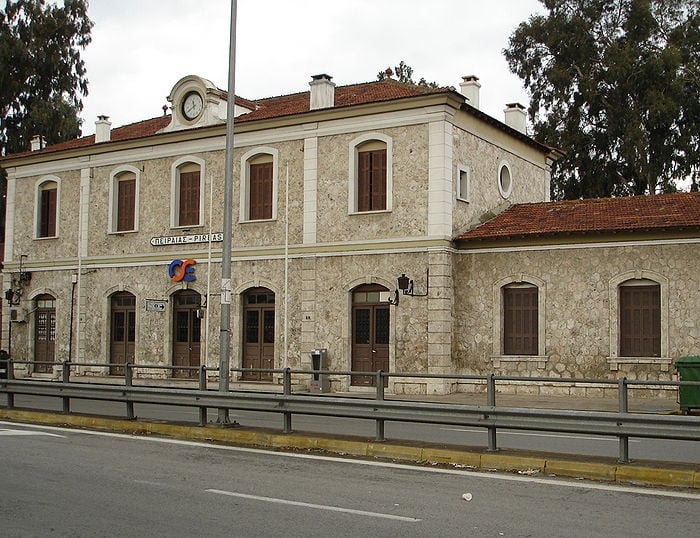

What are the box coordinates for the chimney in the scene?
[460,75,481,109]
[309,74,335,110]
[95,115,112,143]
[504,103,527,134]
[30,135,46,151]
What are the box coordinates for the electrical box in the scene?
[10,308,27,323]
[309,348,329,393]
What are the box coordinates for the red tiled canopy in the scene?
[455,193,700,242]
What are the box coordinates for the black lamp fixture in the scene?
[387,270,429,305]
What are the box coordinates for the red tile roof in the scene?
[455,193,700,242]
[0,79,453,160]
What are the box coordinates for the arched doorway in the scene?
[172,290,201,378]
[34,294,56,373]
[242,287,275,382]
[109,292,136,375]
[351,284,389,387]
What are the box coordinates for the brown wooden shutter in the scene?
[357,149,386,212]
[370,149,387,210]
[249,162,273,220]
[40,187,57,237]
[357,151,371,212]
[178,171,200,226]
[116,178,135,231]
[503,286,538,355]
[620,285,660,357]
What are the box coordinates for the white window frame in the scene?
[348,132,393,214]
[108,165,140,233]
[607,270,671,371]
[457,164,470,202]
[239,146,279,223]
[491,274,547,369]
[170,156,205,228]
[497,160,513,199]
[34,175,61,239]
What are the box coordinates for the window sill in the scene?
[607,357,673,372]
[108,229,137,235]
[492,355,548,369]
[33,235,58,241]
[171,225,204,230]
[349,209,392,216]
[239,218,277,224]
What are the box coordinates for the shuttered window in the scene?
[357,148,387,212]
[178,170,200,226]
[39,184,57,238]
[249,162,273,220]
[619,284,660,357]
[503,286,538,355]
[116,177,136,231]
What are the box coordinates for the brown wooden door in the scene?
[351,286,389,387]
[172,291,201,378]
[110,292,136,375]
[242,288,274,381]
[34,295,56,373]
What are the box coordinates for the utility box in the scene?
[676,356,700,413]
[309,348,329,393]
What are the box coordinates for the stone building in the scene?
[1,73,697,395]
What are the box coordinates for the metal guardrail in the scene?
[2,359,700,463]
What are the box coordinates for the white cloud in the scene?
[80,0,544,134]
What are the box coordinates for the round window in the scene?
[498,163,513,198]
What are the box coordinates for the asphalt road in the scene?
[1,421,699,538]
[4,393,699,464]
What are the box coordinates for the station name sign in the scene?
[150,232,223,247]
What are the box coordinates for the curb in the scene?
[2,409,698,489]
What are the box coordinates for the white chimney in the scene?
[95,115,112,143]
[30,135,46,151]
[504,103,527,134]
[460,75,481,110]
[309,74,335,110]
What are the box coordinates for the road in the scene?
[1,421,698,538]
[4,393,699,464]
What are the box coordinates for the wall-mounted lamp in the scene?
[4,255,31,306]
[387,270,429,305]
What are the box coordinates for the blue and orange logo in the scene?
[169,259,196,282]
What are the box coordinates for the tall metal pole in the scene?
[218,0,237,424]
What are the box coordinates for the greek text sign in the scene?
[151,232,223,246]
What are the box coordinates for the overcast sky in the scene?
[79,0,545,135]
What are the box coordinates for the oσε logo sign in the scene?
[169,259,196,282]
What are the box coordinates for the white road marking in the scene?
[0,428,65,438]
[206,489,422,522]
[441,427,641,443]
[2,420,697,501]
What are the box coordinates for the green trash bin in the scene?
[676,356,700,413]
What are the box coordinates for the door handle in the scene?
[371,349,376,353]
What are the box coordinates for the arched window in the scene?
[109,166,139,232]
[502,283,538,355]
[171,158,204,227]
[349,134,393,213]
[240,148,278,222]
[619,279,660,357]
[36,178,59,238]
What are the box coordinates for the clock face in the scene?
[182,91,203,120]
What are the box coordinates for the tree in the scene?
[0,0,93,156]
[505,0,700,199]
[377,61,441,88]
